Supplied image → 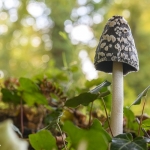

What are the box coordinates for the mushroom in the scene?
[94,16,139,136]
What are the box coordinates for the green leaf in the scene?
[129,85,150,108]
[89,80,111,94]
[110,133,147,150]
[98,90,111,98]
[85,78,104,88]
[29,130,57,150]
[22,92,48,106]
[65,92,99,108]
[65,81,111,108]
[69,64,78,72]
[43,110,63,132]
[123,107,138,131]
[124,107,135,121]
[18,77,48,106]
[44,109,62,125]
[19,77,39,92]
[2,88,21,104]
[63,119,111,150]
[142,119,150,130]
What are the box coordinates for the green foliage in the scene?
[1,76,150,150]
[129,85,150,107]
[65,80,111,107]
[89,80,111,94]
[123,107,139,132]
[2,88,21,104]
[22,92,48,106]
[110,133,147,150]
[29,130,58,150]
[63,119,111,150]
[19,77,48,106]
[19,77,39,92]
[65,92,99,107]
[142,119,150,131]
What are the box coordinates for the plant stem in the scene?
[110,62,123,136]
[102,98,113,137]
[56,122,67,150]
[137,97,146,136]
[88,102,93,127]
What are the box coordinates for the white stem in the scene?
[110,62,123,136]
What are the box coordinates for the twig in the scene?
[56,122,67,150]
[101,97,113,137]
[137,97,146,136]
[88,102,93,128]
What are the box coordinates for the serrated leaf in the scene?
[19,77,39,92]
[65,92,99,108]
[89,80,111,94]
[110,133,147,150]
[129,85,150,108]
[63,119,111,150]
[29,130,57,150]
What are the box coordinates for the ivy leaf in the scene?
[65,92,99,108]
[63,119,111,150]
[89,80,111,94]
[65,81,111,108]
[29,130,57,150]
[129,85,150,108]
[110,133,147,150]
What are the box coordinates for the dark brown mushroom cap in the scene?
[94,16,139,75]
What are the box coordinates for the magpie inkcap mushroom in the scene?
[94,16,139,136]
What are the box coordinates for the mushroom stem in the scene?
[110,61,123,136]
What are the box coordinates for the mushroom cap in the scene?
[94,16,139,75]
